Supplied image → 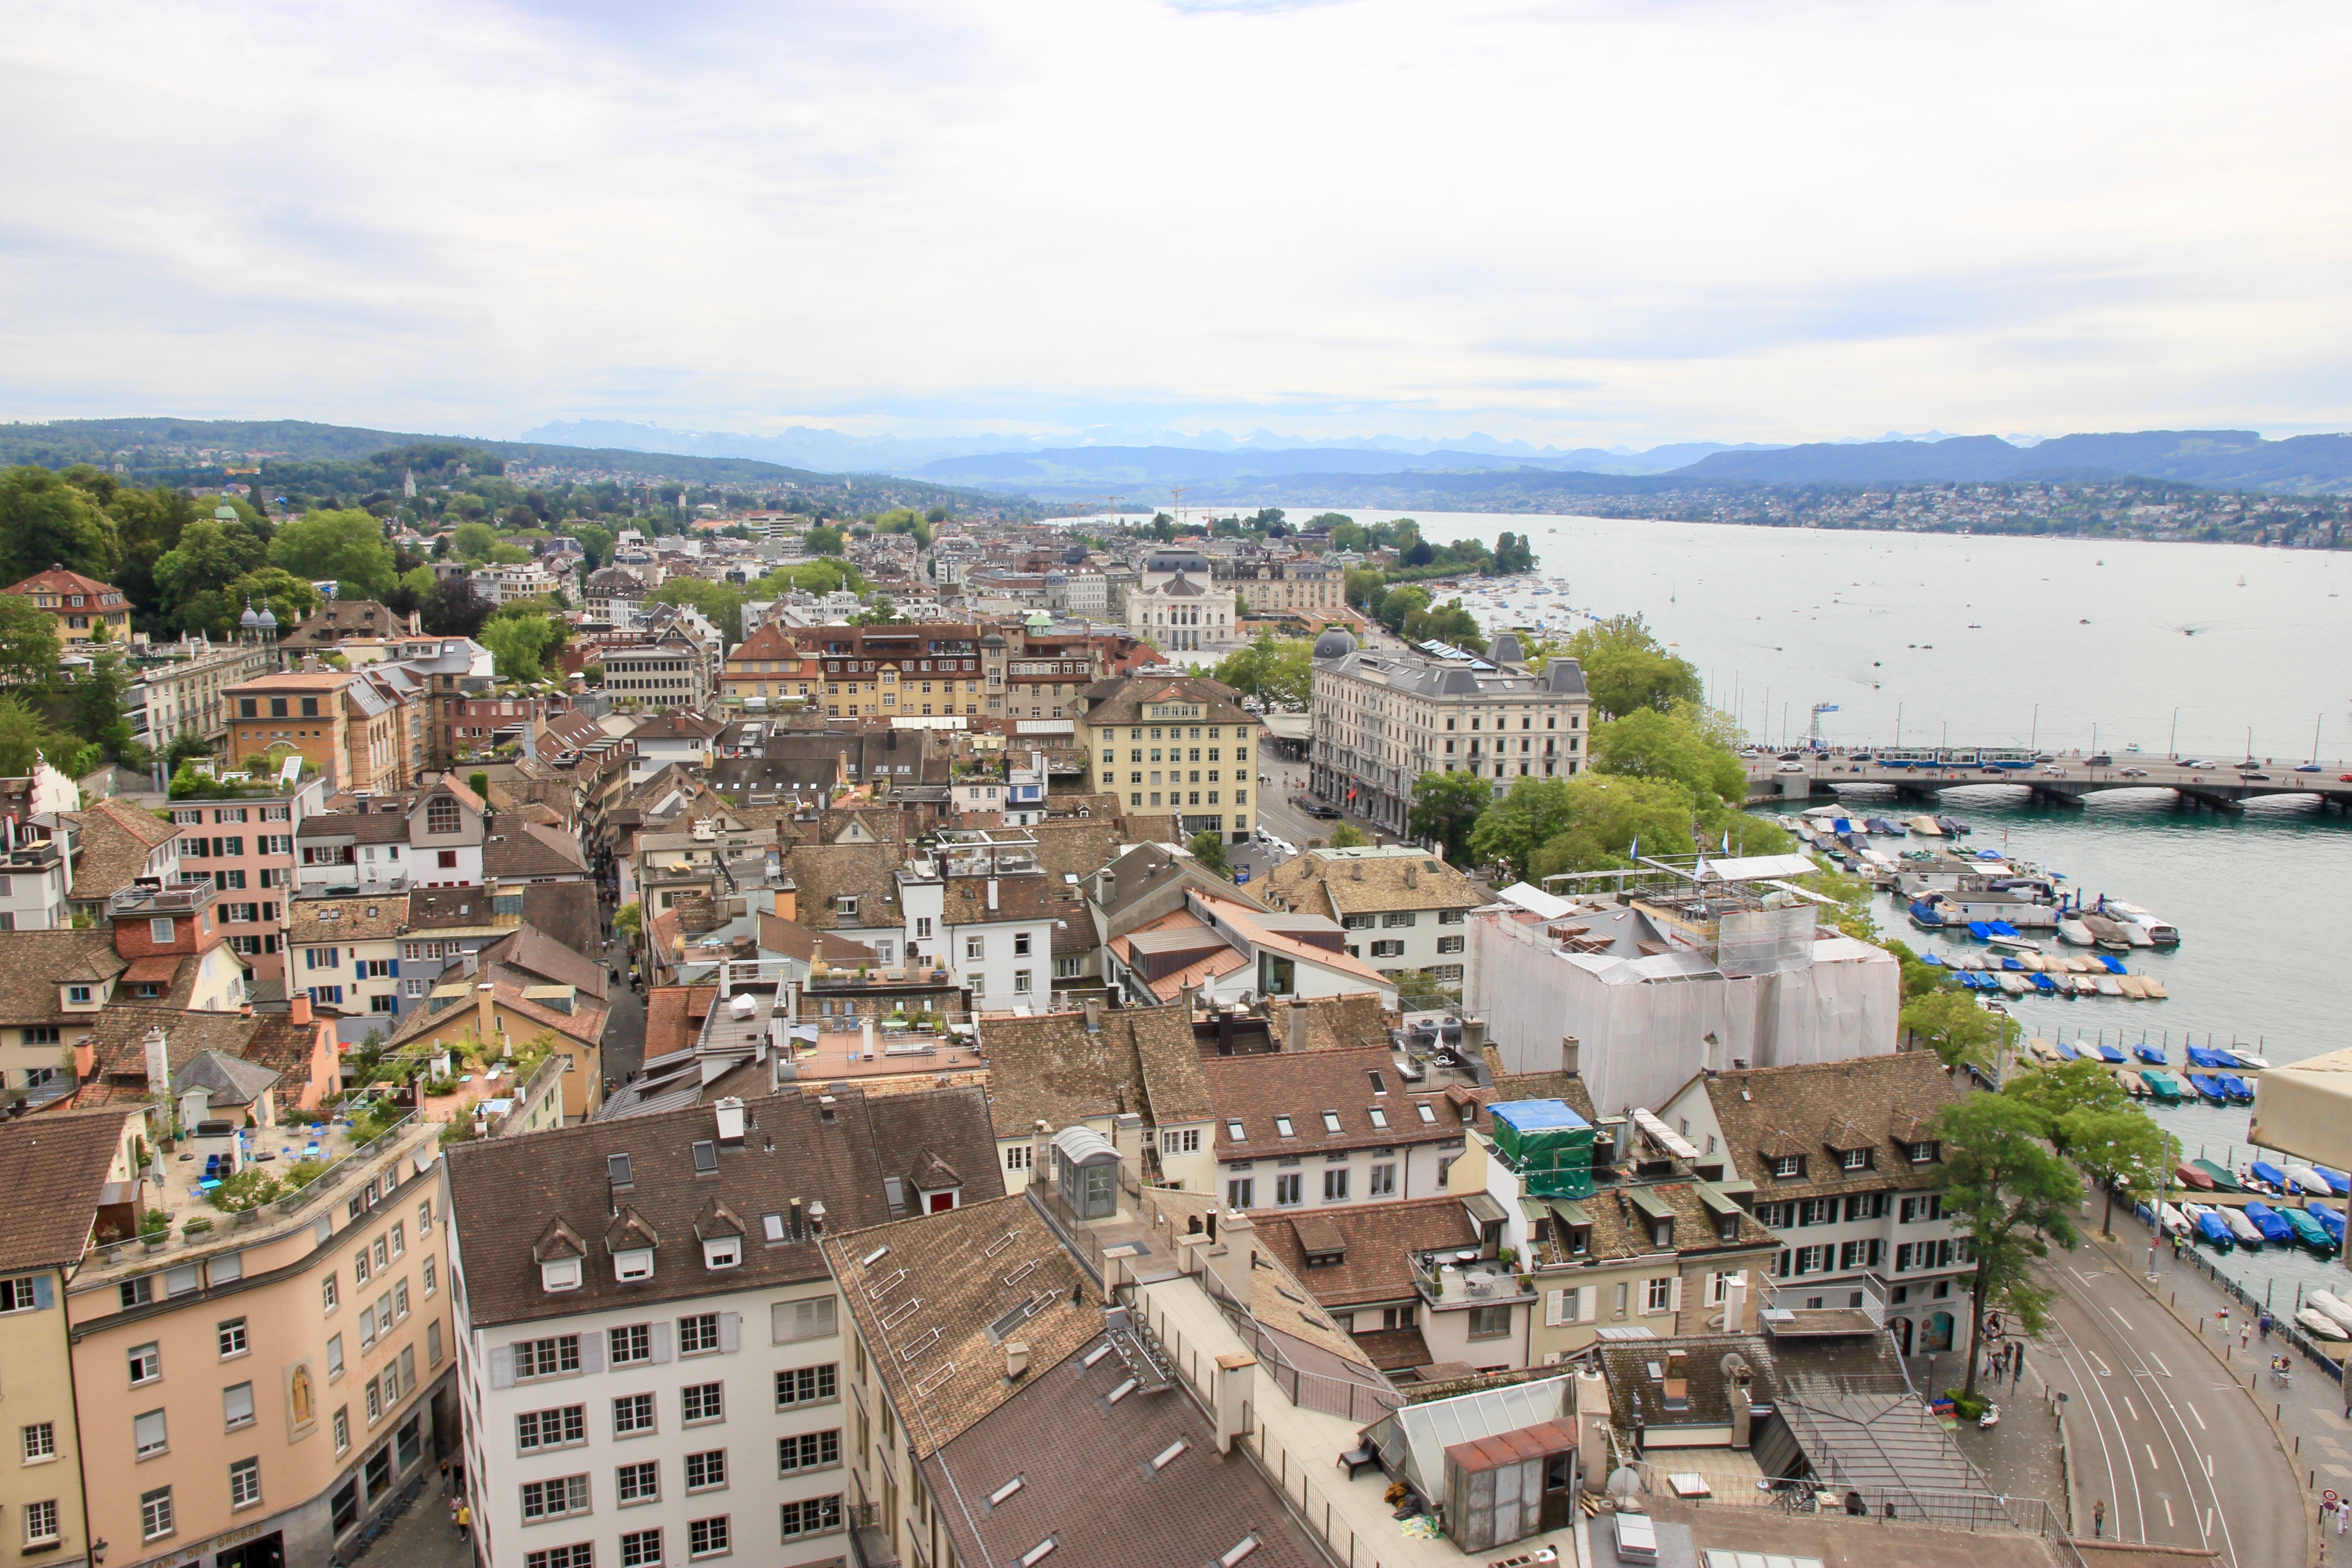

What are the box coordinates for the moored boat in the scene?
[2174,1161,2215,1191]
[2222,1206,2264,1248]
[2187,1073,2230,1104]
[2286,1163,2347,1196]
[1907,815,1945,836]
[2058,918,2096,946]
[2116,1068,2146,1098]
[2227,1048,2271,1070]
[2250,1160,2290,1190]
[2133,1043,2167,1065]
[2281,1205,2336,1254]
[2191,1158,2244,1191]
[2092,1041,2125,1063]
[2308,1202,2346,1246]
[2308,1288,2352,1334]
[2297,1307,2351,1341]
[2096,975,2125,997]
[2140,977,2168,1000]
[2030,973,2058,995]
[2116,975,2148,1000]
[2156,1201,2190,1235]
[2141,1070,2185,1105]
[2190,1206,2234,1250]
[2242,1201,2293,1245]
[2216,1074,2254,1105]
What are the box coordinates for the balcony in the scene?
[1756,1270,1890,1337]
[109,882,219,918]
[1411,1248,1536,1308]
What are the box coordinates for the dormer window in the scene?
[702,1237,741,1270]
[1907,1141,1940,1164]
[66,985,93,1006]
[1840,1148,1871,1171]
[614,1249,654,1283]
[1770,1155,1803,1179]
[539,1258,581,1293]
[150,917,175,944]
[1568,1224,1592,1257]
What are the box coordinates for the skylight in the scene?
[1368,1107,1389,1129]
[1321,1111,1342,1133]
[1367,1070,1387,1095]
[1417,1102,1438,1123]
[1227,1120,1246,1141]
[1274,1116,1294,1139]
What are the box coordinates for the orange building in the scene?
[224,672,412,795]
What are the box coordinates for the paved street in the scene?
[2028,1232,2310,1568]
[598,931,648,1086]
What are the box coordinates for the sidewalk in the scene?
[353,1483,472,1568]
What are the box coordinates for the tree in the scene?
[1187,830,1230,877]
[1409,770,1491,862]
[1211,632,1313,709]
[487,543,533,566]
[468,770,492,800]
[268,509,396,599]
[1328,823,1370,849]
[1401,598,1486,653]
[154,516,270,628]
[450,522,498,564]
[2058,1106,2174,1238]
[804,524,845,556]
[0,696,70,777]
[0,596,60,691]
[648,578,746,643]
[1564,613,1703,720]
[66,642,134,761]
[1590,702,1745,810]
[1374,584,1430,634]
[1900,990,2015,1071]
[479,613,562,682]
[1934,1093,2082,1404]
[1492,532,1537,575]
[1343,567,1386,611]
[570,523,614,570]
[419,578,488,637]
[0,466,120,584]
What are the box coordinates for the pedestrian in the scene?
[439,1457,451,1494]
[2243,1324,2253,1354]
[457,1502,471,1543]
[2092,1499,2106,1539]
[2012,1347,2024,1387]
[2262,1311,2275,1340]
[2339,1500,2346,1539]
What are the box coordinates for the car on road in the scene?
[2086,753,2113,766]
[1777,751,1804,761]
[2182,760,2217,770]
[2241,772,2270,781]
[2341,773,2352,783]
[2295,763,2324,773]
[1774,760,1806,773]
[2119,767,2150,778]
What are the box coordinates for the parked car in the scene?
[1306,804,1341,819]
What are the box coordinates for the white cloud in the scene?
[1,0,2347,445]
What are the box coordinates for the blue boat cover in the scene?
[2098,955,2129,975]
[2250,1161,2289,1187]
[1988,920,2020,936]
[1920,952,1944,965]
[2093,1042,2124,1062]
[2243,1202,2293,1242]
[2310,1202,2345,1240]
[2054,1039,2080,1061]
[2000,957,2023,971]
[1967,921,1993,939]
[2133,1044,2167,1064]
[2034,975,2060,994]
[2195,1211,2232,1245]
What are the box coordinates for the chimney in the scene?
[289,992,312,1027]
[1561,1035,1580,1077]
[1083,997,1102,1035]
[1405,864,1418,889]
[1286,998,1309,1052]
[475,982,497,1045]
[1112,1112,1142,1176]
[787,1196,802,1240]
[1722,1271,1747,1335]
[1205,1210,1257,1303]
[142,1026,169,1092]
[1213,1352,1256,1453]
[1178,982,1197,1019]
[1029,1120,1053,1186]
[985,877,999,912]
[808,1200,825,1236]
[72,1036,94,1082]
[860,1018,874,1059]
[1004,1339,1030,1381]
[1461,1015,1486,1053]
[715,1097,746,1145]
[1730,1378,1754,1450]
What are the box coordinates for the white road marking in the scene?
[2147,1443,2161,1468]
[2185,1401,2205,1431]
[2204,1506,2214,1540]
[2162,1495,2175,1527]
[2124,1396,2138,1421]
[2091,1351,2112,1377]
[2148,1354,2171,1377]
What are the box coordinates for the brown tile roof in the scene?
[1248,1195,1479,1310]
[642,985,718,1060]
[913,1271,1328,1568]
[1285,993,1396,1052]
[823,1193,1102,1458]
[482,820,588,879]
[754,912,877,967]
[974,1004,1213,1136]
[938,870,1079,927]
[1354,1326,1435,1372]
[476,925,609,1001]
[1026,818,1122,878]
[786,843,902,931]
[69,797,178,899]
[1700,1051,1968,1200]
[0,1110,137,1271]
[1201,1046,1462,1160]
[1531,1179,1781,1269]
[1076,672,1252,729]
[1263,846,1484,918]
[289,894,408,943]
[54,1006,329,1102]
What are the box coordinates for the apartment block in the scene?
[168,775,329,981]
[225,672,413,796]
[1073,672,1259,843]
[1262,844,1483,987]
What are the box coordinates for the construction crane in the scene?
[1168,485,1188,532]
[1807,702,1839,751]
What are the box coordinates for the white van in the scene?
[1611,1508,1658,1563]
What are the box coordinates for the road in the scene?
[1743,752,2352,808]
[2033,1245,2306,1567]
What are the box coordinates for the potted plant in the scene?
[139,1210,171,1251]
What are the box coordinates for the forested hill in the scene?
[0,416,1015,511]
[1673,429,2352,491]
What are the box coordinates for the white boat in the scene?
[2308,1289,2352,1333]
[2223,1208,2264,1246]
[1908,815,1945,836]
[2285,1162,2335,1196]
[2228,1049,2272,1071]
[1997,972,2030,995]
[2058,919,2096,946]
[2298,1308,2352,1342]
[2157,1203,2190,1235]
[2095,975,2124,997]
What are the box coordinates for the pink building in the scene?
[167,776,329,984]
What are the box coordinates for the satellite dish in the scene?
[1607,1466,1643,1500]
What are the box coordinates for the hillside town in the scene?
[0,497,2256,1568]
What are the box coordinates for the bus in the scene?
[1873,748,1942,769]
[1972,748,2038,770]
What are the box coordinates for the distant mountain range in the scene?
[1675,429,2352,490]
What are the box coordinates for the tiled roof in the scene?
[289,895,408,943]
[938,871,1081,928]
[642,985,718,1061]
[1075,673,1252,728]
[974,1003,1214,1136]
[1530,1179,1781,1269]
[0,1110,136,1271]
[754,913,877,967]
[1263,845,1484,918]
[446,1086,997,1328]
[5,566,121,602]
[69,797,178,899]
[1201,1046,1467,1160]
[1249,1195,1480,1309]
[482,821,588,879]
[476,925,608,1000]
[822,1194,1102,1459]
[0,931,123,1021]
[1026,818,1122,878]
[786,843,901,931]
[1700,1051,1968,1200]
[1189,888,1393,989]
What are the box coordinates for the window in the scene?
[1840,1148,1871,1171]
[518,1335,583,1380]
[614,1393,656,1436]
[518,1406,587,1451]
[1417,1102,1438,1124]
[521,1475,592,1521]
[129,1342,162,1385]
[1793,1244,1834,1275]
[1770,1155,1803,1179]
[1004,1144,1031,1172]
[617,1460,660,1503]
[1273,1172,1303,1206]
[230,1455,261,1509]
[1013,969,1032,994]
[683,1382,724,1423]
[359,1304,377,1349]
[1322,1167,1350,1202]
[1436,935,1465,954]
[1467,1303,1511,1340]
[326,1333,345,1379]
[1340,913,1374,930]
[774,1363,838,1408]
[1381,911,1417,927]
[779,1495,843,1540]
[390,1220,406,1257]
[353,1246,372,1284]
[679,1313,720,1354]
[22,1421,55,1462]
[964,935,985,961]
[1320,1110,1343,1133]
[118,1276,152,1311]
[224,1381,256,1430]
[1369,1162,1396,1197]
[1908,1141,1940,1163]
[610,1324,652,1365]
[1798,1198,1837,1227]
[525,1547,594,1568]
[423,1255,438,1296]
[772,1297,835,1343]
[418,1199,435,1235]
[150,917,176,944]
[1273,1115,1294,1138]
[426,797,461,835]
[141,1485,175,1540]
[620,1528,663,1566]
[689,1515,731,1558]
[322,1274,339,1313]
[23,1499,59,1547]
[1226,1119,1246,1142]
[778,1429,842,1474]
[1226,1177,1254,1209]
[394,1279,410,1320]
[1368,940,1403,958]
[1646,1276,1676,1312]
[135,1408,169,1458]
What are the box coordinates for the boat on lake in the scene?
[2140,977,2169,1000]
[2308,1202,2346,1246]
[2117,1068,2146,1097]
[2192,1159,2244,1191]
[2227,1048,2271,1070]
[2186,1045,2239,1070]
[2140,1070,2185,1105]
[2280,1205,2336,1254]
[2190,1206,2234,1250]
[2031,973,2058,994]
[1966,920,1993,941]
[2134,1043,2168,1065]
[2307,1288,2352,1334]
[2096,975,2126,997]
[2242,1201,2293,1245]
[2223,1207,2265,1247]
[2058,918,2096,946]
[2186,1073,2230,1105]
[2175,1161,2215,1191]
[2216,1074,2254,1105]
[2091,1041,2125,1063]
[2297,1307,2351,1341]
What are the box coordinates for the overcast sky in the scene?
[4,0,2348,448]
